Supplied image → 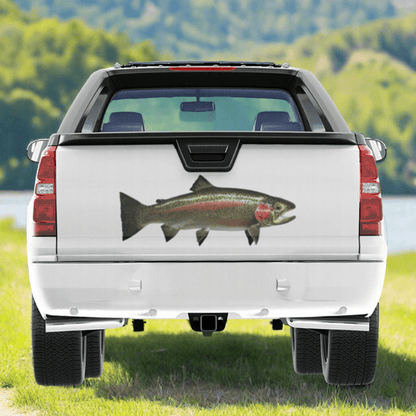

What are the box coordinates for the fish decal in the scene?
[120,175,296,246]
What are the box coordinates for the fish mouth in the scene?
[275,214,296,225]
[273,205,296,225]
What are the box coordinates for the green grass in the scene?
[1,217,415,415]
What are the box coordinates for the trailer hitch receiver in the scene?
[188,313,228,336]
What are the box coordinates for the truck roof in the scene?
[115,61,290,69]
[57,61,351,134]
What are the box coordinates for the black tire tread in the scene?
[85,330,105,379]
[291,327,322,375]
[321,304,379,386]
[31,298,85,386]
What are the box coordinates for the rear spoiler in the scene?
[53,131,360,146]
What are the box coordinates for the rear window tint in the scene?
[101,88,304,132]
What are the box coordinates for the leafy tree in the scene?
[0,0,160,189]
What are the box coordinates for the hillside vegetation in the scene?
[0,0,160,189]
[13,0,398,59]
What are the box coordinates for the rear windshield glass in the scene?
[101,88,304,132]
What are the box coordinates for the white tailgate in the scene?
[56,144,360,261]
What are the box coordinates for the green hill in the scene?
[13,0,398,59]
[0,0,160,189]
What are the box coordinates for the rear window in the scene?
[101,88,304,132]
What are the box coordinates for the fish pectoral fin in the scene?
[161,224,179,242]
[196,228,210,246]
[190,175,214,192]
[245,230,254,246]
[246,225,260,245]
[156,199,166,204]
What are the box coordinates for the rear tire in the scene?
[291,327,322,374]
[31,297,86,386]
[320,304,379,386]
[85,330,105,378]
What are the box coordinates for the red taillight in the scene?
[34,197,55,221]
[33,146,56,237]
[360,199,383,221]
[37,156,55,180]
[359,145,382,236]
[169,66,236,71]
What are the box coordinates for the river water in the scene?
[0,192,415,254]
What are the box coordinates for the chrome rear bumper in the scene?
[45,317,127,333]
[288,316,370,332]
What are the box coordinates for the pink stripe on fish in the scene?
[161,200,246,214]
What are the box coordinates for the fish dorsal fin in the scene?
[190,175,214,192]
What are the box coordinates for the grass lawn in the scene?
[0,217,415,415]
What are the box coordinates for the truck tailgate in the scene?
[56,143,360,261]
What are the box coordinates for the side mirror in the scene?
[26,139,49,163]
[365,138,387,162]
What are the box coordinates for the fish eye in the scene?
[274,203,283,211]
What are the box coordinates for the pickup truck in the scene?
[26,61,387,387]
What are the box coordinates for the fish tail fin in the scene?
[120,192,148,241]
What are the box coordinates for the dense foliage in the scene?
[13,0,398,59]
[0,0,160,189]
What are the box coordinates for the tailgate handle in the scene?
[188,145,228,162]
[176,139,240,172]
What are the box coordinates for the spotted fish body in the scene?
[120,175,296,245]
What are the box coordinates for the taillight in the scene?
[359,145,382,236]
[33,146,57,236]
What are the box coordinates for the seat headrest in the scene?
[102,112,145,132]
[260,122,303,132]
[253,111,291,131]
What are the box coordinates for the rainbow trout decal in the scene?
[120,175,296,246]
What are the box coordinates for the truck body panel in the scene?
[55,143,361,262]
[29,260,385,321]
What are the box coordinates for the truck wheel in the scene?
[320,304,379,386]
[290,327,322,374]
[85,330,105,378]
[31,297,86,386]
